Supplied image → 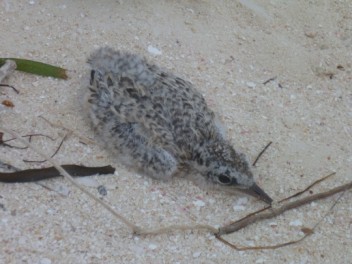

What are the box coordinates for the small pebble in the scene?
[147,45,162,55]
[46,208,55,215]
[289,219,302,226]
[97,185,107,196]
[235,197,248,204]
[246,81,256,88]
[148,243,158,250]
[193,251,201,258]
[305,31,317,38]
[233,205,245,211]
[39,258,51,264]
[193,200,205,207]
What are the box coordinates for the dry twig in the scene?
[0,84,19,94]
[39,116,95,145]
[216,181,349,250]
[1,133,55,149]
[23,133,68,163]
[280,172,335,202]
[262,76,277,85]
[217,180,351,235]
[252,141,272,166]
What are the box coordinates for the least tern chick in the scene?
[84,47,272,204]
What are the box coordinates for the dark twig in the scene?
[49,134,67,157]
[23,134,68,163]
[3,133,55,143]
[252,141,272,166]
[0,142,27,149]
[0,83,19,94]
[1,132,26,149]
[262,76,277,85]
[0,165,115,183]
[1,133,55,149]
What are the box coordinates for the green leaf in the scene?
[0,58,68,80]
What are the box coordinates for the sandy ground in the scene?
[1,0,351,263]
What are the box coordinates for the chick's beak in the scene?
[244,183,273,204]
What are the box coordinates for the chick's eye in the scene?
[218,175,231,184]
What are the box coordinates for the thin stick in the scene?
[220,172,334,233]
[1,133,55,150]
[23,133,68,163]
[0,141,27,149]
[252,141,272,166]
[4,133,56,143]
[39,116,95,145]
[0,127,141,234]
[215,233,309,250]
[222,172,335,228]
[279,172,336,202]
[217,181,352,236]
[0,84,19,94]
[216,184,348,251]
[262,76,277,85]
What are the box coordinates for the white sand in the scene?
[1,1,351,263]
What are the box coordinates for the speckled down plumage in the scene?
[83,47,272,204]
